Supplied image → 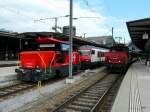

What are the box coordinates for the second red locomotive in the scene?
[105,44,130,71]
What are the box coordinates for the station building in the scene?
[0,30,36,60]
[0,30,19,60]
[87,36,114,47]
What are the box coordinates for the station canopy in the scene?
[127,18,150,51]
[18,32,109,49]
[0,30,18,38]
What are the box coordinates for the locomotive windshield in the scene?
[79,50,90,56]
[61,44,69,51]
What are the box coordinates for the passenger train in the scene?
[78,46,108,69]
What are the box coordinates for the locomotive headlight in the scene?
[35,66,42,73]
[36,65,40,68]
[36,69,41,73]
[35,68,42,74]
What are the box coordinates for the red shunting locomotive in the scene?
[105,44,130,70]
[15,37,80,82]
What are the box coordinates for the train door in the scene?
[91,49,99,63]
[54,43,69,77]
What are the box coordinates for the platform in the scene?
[0,60,19,67]
[112,61,150,112]
[0,66,18,87]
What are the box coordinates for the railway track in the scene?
[94,74,124,112]
[49,74,122,112]
[0,70,83,101]
[0,82,35,101]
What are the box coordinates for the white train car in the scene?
[78,46,108,69]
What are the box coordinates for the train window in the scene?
[61,44,69,51]
[79,50,90,56]
[91,50,95,54]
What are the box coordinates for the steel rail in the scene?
[0,70,84,101]
[91,75,124,112]
[49,73,120,112]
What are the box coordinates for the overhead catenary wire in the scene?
[81,0,98,14]
[80,0,114,36]
[34,15,69,32]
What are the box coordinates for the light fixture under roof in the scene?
[142,32,149,39]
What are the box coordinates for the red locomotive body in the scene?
[15,37,80,81]
[105,44,129,70]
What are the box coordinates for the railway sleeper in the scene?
[77,98,97,103]
[72,101,95,107]
[18,85,32,88]
[67,104,91,111]
[85,91,101,95]
[4,89,16,92]
[83,92,100,96]
[0,91,9,94]
[90,86,107,89]
[11,87,24,90]
[102,105,112,109]
[96,83,112,87]
[82,95,100,99]
[93,84,112,87]
[80,95,98,100]
[88,89,105,92]
[61,108,82,112]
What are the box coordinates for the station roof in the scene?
[36,37,69,44]
[0,31,18,38]
[18,32,109,48]
[127,18,150,51]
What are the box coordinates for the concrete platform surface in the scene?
[0,61,19,67]
[0,66,18,86]
[112,61,150,112]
